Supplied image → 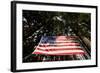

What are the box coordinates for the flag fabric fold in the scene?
[32,36,85,56]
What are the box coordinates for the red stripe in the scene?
[41,41,78,43]
[56,36,78,38]
[33,52,85,55]
[56,38,77,40]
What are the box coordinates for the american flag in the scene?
[32,36,85,56]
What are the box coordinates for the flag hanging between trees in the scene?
[32,36,85,55]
